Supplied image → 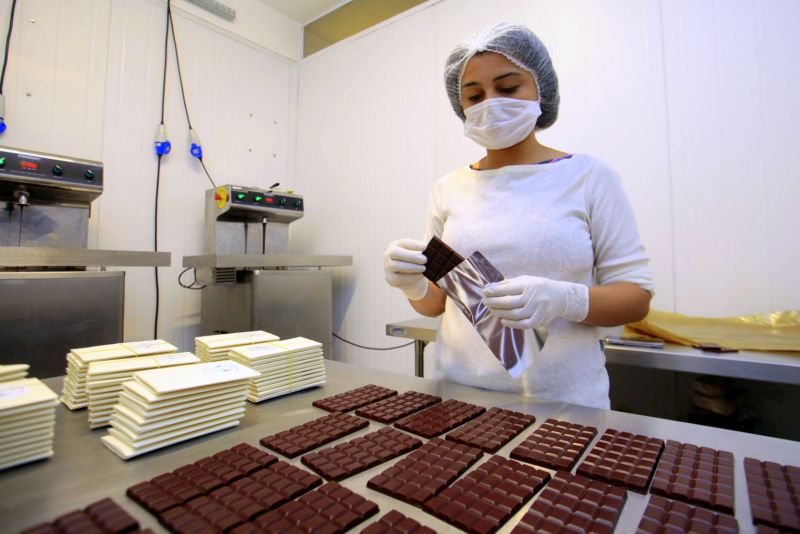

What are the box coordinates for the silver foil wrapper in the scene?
[438,251,547,378]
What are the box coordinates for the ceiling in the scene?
[258,0,350,25]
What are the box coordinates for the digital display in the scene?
[20,161,39,171]
[265,197,274,203]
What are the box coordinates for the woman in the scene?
[383,23,654,409]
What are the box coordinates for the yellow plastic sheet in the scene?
[625,309,800,352]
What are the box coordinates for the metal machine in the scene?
[186,185,351,357]
[0,146,168,377]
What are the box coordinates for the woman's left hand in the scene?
[482,275,589,329]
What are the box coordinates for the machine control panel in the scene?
[211,185,304,225]
[0,147,103,206]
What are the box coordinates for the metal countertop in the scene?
[182,254,352,269]
[385,317,800,385]
[0,247,170,267]
[1,360,798,533]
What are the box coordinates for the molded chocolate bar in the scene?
[367,437,484,506]
[744,457,800,531]
[637,495,739,534]
[576,428,664,493]
[127,443,278,515]
[650,440,735,514]
[355,391,442,424]
[361,510,437,534]
[237,481,379,533]
[510,418,597,470]
[301,426,422,481]
[422,455,550,534]
[312,384,397,413]
[395,399,486,439]
[137,460,322,532]
[21,497,141,534]
[512,470,627,534]
[259,411,369,458]
[422,236,465,282]
[445,406,535,453]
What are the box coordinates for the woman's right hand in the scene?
[383,239,429,301]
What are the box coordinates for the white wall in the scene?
[0,0,299,351]
[294,0,800,374]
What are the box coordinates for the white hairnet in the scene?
[444,23,560,129]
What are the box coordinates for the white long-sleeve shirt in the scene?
[424,154,654,409]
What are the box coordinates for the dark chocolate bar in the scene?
[445,406,535,453]
[637,495,739,533]
[230,460,322,510]
[361,510,437,534]
[510,418,597,470]
[650,440,735,514]
[355,391,441,423]
[242,481,379,533]
[367,437,483,506]
[21,497,140,534]
[422,455,550,534]
[744,457,800,531]
[395,398,486,439]
[312,384,398,413]
[301,426,421,481]
[576,428,664,493]
[259,411,369,458]
[422,236,465,282]
[512,470,626,534]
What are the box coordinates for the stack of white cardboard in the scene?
[194,331,279,362]
[0,364,29,383]
[86,352,201,429]
[0,378,59,470]
[60,340,178,410]
[101,360,259,460]
[229,337,326,402]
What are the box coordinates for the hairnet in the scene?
[444,23,560,129]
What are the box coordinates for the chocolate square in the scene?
[512,470,626,534]
[395,399,486,439]
[368,437,483,506]
[650,440,735,514]
[744,457,800,531]
[361,510,436,534]
[445,406,535,453]
[637,495,738,533]
[355,391,441,424]
[312,384,398,413]
[422,455,550,534]
[21,498,140,534]
[245,481,379,533]
[510,418,597,471]
[259,411,369,458]
[301,426,421,481]
[421,236,465,282]
[576,428,664,493]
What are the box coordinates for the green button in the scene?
[254,195,263,202]
[279,198,286,205]
[53,165,63,175]
[0,157,6,167]
[295,200,302,208]
[84,170,95,180]
[236,193,246,200]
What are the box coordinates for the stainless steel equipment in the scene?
[186,185,351,356]
[0,146,168,377]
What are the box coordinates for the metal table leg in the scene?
[414,340,427,378]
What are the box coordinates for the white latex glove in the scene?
[384,239,429,301]
[482,275,589,329]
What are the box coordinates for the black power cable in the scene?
[167,3,216,189]
[178,267,206,290]
[153,0,171,339]
[0,0,17,93]
[332,333,414,351]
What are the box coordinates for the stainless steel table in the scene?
[2,360,798,533]
[385,317,800,385]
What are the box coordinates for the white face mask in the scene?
[463,97,542,150]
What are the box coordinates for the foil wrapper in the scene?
[438,251,547,377]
